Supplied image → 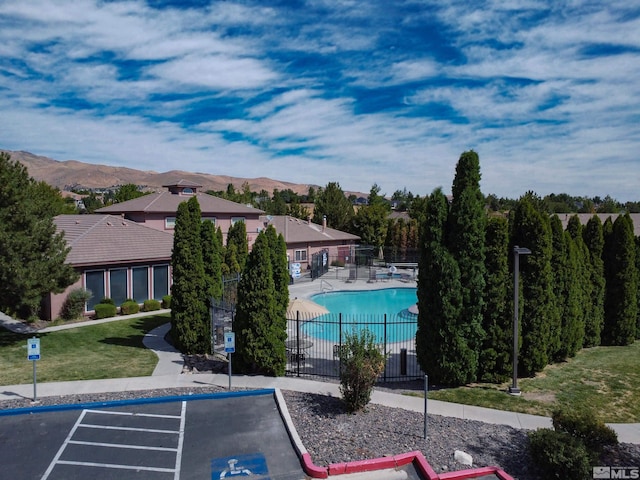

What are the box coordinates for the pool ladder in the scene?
[320,279,334,294]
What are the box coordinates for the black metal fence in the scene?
[285,312,423,382]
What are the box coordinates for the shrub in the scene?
[143,299,161,312]
[94,303,117,319]
[552,408,618,459]
[120,300,140,315]
[339,329,386,413]
[99,297,115,305]
[60,288,91,321]
[162,295,172,309]
[331,259,345,267]
[528,429,591,480]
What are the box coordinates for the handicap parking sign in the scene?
[211,453,269,479]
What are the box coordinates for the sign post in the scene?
[27,337,41,402]
[224,332,235,390]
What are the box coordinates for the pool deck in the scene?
[289,271,417,300]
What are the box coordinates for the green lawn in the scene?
[0,314,170,386]
[424,341,640,423]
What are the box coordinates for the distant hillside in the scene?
[2,150,318,196]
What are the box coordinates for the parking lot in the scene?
[0,391,305,480]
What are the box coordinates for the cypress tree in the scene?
[636,236,640,339]
[548,215,567,360]
[227,221,248,271]
[201,220,223,303]
[583,216,605,346]
[479,215,512,382]
[446,151,486,377]
[171,196,209,353]
[265,225,289,317]
[565,216,588,355]
[602,214,637,345]
[417,188,475,385]
[510,194,554,376]
[234,232,287,376]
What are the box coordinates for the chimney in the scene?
[322,215,327,232]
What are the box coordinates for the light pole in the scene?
[509,246,531,396]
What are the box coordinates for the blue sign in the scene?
[224,332,235,353]
[27,338,40,361]
[211,453,269,479]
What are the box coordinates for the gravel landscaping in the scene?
[1,383,639,480]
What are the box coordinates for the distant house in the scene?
[97,180,265,247]
[43,214,175,321]
[262,215,360,270]
[557,213,640,236]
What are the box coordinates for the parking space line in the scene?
[68,440,178,452]
[174,401,187,480]
[79,423,180,434]
[40,402,188,479]
[55,460,176,473]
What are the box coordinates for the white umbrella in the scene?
[286,297,329,319]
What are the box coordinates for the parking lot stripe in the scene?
[84,408,182,419]
[68,440,179,452]
[55,460,176,473]
[174,401,187,480]
[41,410,89,480]
[79,423,180,434]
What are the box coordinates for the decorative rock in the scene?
[454,450,473,466]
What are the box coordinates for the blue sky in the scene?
[1,1,639,201]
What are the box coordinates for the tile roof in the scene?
[96,191,263,215]
[557,213,640,237]
[54,214,174,267]
[263,215,360,244]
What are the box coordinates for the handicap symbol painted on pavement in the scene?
[211,453,270,479]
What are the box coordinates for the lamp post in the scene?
[509,245,531,396]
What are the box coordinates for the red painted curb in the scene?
[344,456,397,474]
[302,452,328,478]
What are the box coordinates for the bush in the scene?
[552,408,618,459]
[339,329,386,413]
[99,297,115,305]
[94,303,117,319]
[331,259,345,267]
[528,429,591,480]
[162,295,172,309]
[120,299,140,315]
[143,299,161,312]
[60,288,91,321]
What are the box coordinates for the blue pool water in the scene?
[302,288,418,343]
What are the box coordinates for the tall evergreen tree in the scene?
[636,235,640,339]
[227,220,248,271]
[446,151,486,377]
[583,215,605,346]
[234,232,287,375]
[416,188,475,385]
[479,216,512,382]
[312,182,354,232]
[565,215,589,354]
[602,214,637,345]
[548,215,566,360]
[201,220,223,303]
[0,153,78,319]
[510,194,554,376]
[170,197,209,353]
[265,225,289,317]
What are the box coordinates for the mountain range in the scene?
[2,150,318,196]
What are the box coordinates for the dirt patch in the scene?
[521,391,556,404]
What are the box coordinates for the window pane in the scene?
[133,267,149,303]
[85,271,105,311]
[110,269,128,305]
[153,265,169,300]
[165,217,176,229]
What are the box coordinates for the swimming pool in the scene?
[302,288,418,343]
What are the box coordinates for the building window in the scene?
[294,249,307,262]
[153,265,169,300]
[85,270,105,311]
[132,267,149,303]
[182,187,194,195]
[165,217,176,229]
[110,269,128,306]
[231,217,245,225]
